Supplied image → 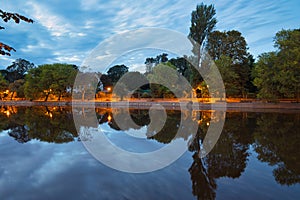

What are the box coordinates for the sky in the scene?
[0,0,299,70]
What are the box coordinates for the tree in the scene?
[253,113,300,185]
[253,28,300,101]
[114,71,149,99]
[25,64,78,101]
[24,67,43,100]
[113,82,128,101]
[215,56,239,97]
[145,57,156,73]
[107,64,129,85]
[207,30,252,97]
[189,3,217,68]
[169,57,190,76]
[0,74,8,99]
[50,64,78,100]
[100,74,112,90]
[73,71,99,101]
[5,58,35,82]
[274,29,300,101]
[253,52,280,100]
[9,79,25,100]
[0,9,33,56]
[147,63,186,98]
[115,71,148,91]
[144,53,169,73]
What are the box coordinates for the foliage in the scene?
[274,29,300,100]
[113,82,128,101]
[0,106,77,143]
[117,71,149,91]
[147,63,186,98]
[5,58,35,82]
[9,79,25,99]
[73,71,100,100]
[253,52,280,100]
[0,9,33,56]
[189,2,217,73]
[113,71,149,99]
[145,53,169,73]
[107,64,128,85]
[253,28,300,101]
[25,64,78,101]
[0,74,8,99]
[253,113,300,185]
[189,3,217,48]
[215,56,239,97]
[207,30,253,97]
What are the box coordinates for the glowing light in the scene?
[206,122,210,126]
[107,87,111,92]
[107,115,112,122]
[5,110,10,117]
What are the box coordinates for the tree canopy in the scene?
[253,29,300,101]
[24,64,78,101]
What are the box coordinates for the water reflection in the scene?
[0,106,300,199]
[0,106,78,143]
[253,113,300,186]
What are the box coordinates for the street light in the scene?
[107,114,112,122]
[105,87,111,101]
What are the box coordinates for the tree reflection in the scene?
[189,153,216,200]
[253,113,300,186]
[1,105,300,195]
[188,111,254,200]
[0,106,77,143]
[206,112,253,179]
[25,107,78,143]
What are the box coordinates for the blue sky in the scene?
[0,0,299,70]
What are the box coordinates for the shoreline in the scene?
[0,100,300,112]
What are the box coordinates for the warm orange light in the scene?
[49,113,53,118]
[107,87,111,92]
[206,122,210,126]
[107,115,112,122]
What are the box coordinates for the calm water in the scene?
[0,106,300,200]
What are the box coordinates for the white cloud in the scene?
[25,1,87,38]
[1,0,299,68]
[26,2,70,37]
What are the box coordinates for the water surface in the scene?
[0,106,299,199]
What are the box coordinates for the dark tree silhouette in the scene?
[0,9,33,56]
[189,3,217,66]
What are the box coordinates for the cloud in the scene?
[26,1,86,38]
[204,0,300,57]
[0,0,299,69]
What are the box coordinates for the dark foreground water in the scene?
[0,106,300,200]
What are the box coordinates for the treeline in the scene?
[0,3,299,102]
[0,60,79,101]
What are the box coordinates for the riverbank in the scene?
[1,100,300,111]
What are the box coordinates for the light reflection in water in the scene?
[0,106,300,199]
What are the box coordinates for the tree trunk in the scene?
[81,90,85,101]
[44,93,49,101]
[58,92,61,101]
[10,91,15,100]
